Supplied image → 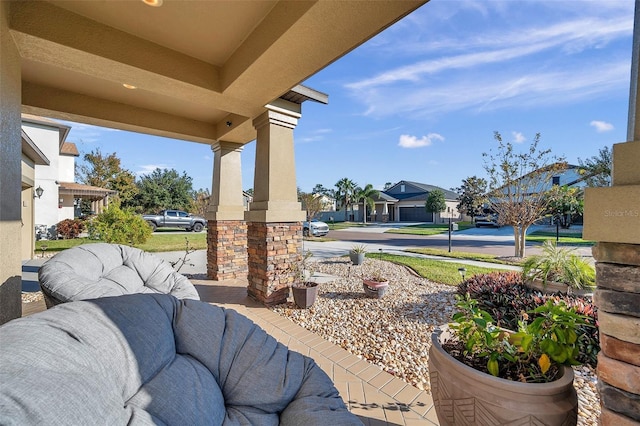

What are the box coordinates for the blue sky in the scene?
[64,0,635,194]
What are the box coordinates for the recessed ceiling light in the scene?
[141,0,163,7]
[122,83,137,90]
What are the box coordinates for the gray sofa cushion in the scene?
[0,294,360,425]
[38,243,200,306]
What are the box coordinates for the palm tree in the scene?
[355,184,379,223]
[335,178,357,221]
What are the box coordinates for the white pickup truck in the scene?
[142,210,206,232]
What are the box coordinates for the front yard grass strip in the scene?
[404,248,522,266]
[526,231,594,246]
[385,222,475,235]
[368,253,507,286]
[36,233,208,253]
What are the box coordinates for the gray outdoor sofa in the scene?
[0,293,360,425]
[38,243,200,307]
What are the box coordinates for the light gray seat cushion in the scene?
[38,243,200,306]
[0,294,360,425]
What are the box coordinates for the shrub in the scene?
[55,218,85,239]
[88,203,152,245]
[458,271,599,367]
[522,240,595,289]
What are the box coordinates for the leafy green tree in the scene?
[383,182,394,190]
[354,184,379,223]
[578,146,612,187]
[135,168,194,213]
[88,202,152,245]
[546,185,583,228]
[453,176,488,217]
[483,131,565,258]
[76,148,138,208]
[335,178,357,220]
[425,189,447,219]
[312,184,335,199]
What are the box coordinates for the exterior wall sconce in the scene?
[34,186,44,199]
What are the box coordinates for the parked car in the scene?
[303,219,329,237]
[474,213,501,227]
[142,210,206,232]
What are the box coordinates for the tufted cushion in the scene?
[38,243,200,307]
[0,294,360,425]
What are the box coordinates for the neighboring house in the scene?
[491,163,588,225]
[382,181,463,223]
[20,115,116,259]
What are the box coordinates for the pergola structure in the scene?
[1,1,639,423]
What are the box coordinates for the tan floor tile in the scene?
[357,364,384,381]
[327,348,351,363]
[347,381,365,405]
[368,371,394,390]
[348,359,374,375]
[380,378,407,398]
[410,394,435,418]
[383,404,406,425]
[393,384,423,406]
[337,353,362,369]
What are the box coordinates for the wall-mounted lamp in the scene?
[226,121,232,127]
[34,186,44,199]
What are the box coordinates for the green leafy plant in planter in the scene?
[349,244,367,265]
[449,294,587,382]
[522,240,595,293]
[428,293,589,425]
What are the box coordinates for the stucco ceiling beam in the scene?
[22,82,227,144]
[222,1,425,102]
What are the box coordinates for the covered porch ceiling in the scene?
[10,0,426,145]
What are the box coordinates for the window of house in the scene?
[400,184,405,192]
[552,176,560,186]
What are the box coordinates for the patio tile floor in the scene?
[22,277,438,425]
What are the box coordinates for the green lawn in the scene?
[370,253,506,286]
[327,221,368,230]
[404,248,522,266]
[526,231,594,246]
[36,233,207,253]
[385,222,474,235]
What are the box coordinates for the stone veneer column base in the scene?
[207,220,248,280]
[592,242,640,424]
[247,222,301,306]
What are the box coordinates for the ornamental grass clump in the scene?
[522,240,595,290]
[446,294,590,383]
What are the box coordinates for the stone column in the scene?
[584,5,640,421]
[0,1,23,324]
[206,141,247,280]
[246,103,305,305]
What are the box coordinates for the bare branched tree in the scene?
[483,132,566,258]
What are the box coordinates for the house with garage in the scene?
[382,180,464,223]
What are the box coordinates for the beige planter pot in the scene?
[428,327,578,426]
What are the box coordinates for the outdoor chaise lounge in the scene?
[0,293,360,425]
[38,243,200,307]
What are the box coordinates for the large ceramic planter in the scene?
[349,252,365,265]
[363,279,389,298]
[292,283,319,308]
[525,279,593,297]
[428,327,578,426]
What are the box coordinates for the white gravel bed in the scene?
[270,257,600,425]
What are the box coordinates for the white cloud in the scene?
[63,121,120,143]
[590,120,614,132]
[512,132,526,144]
[398,133,444,148]
[298,128,333,143]
[136,164,168,176]
[350,60,629,119]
